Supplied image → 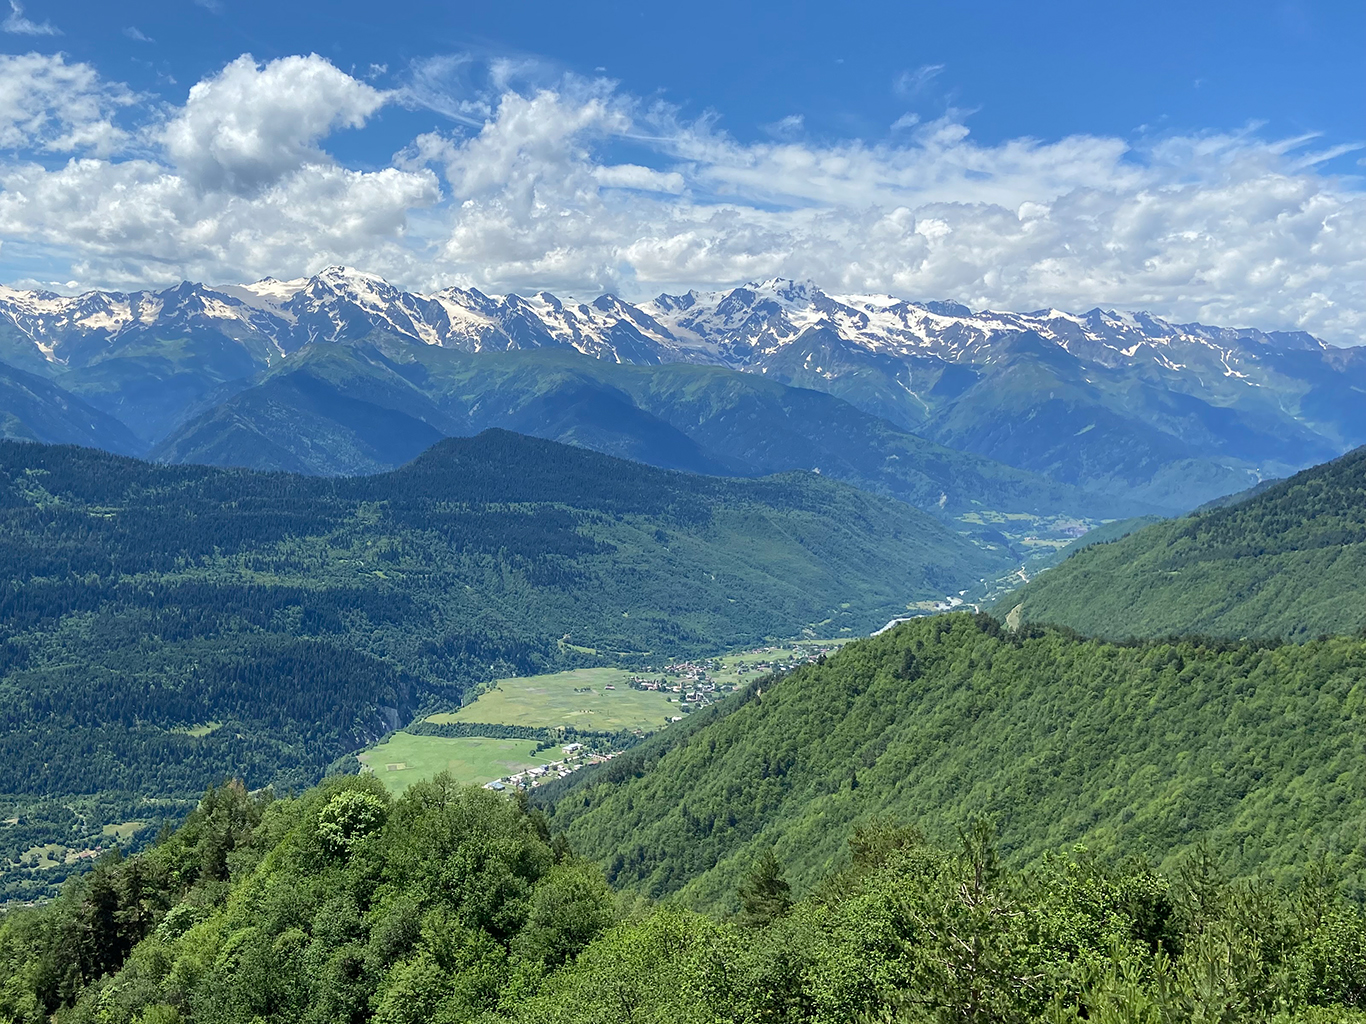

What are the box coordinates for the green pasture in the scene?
[716,648,801,670]
[426,668,677,731]
[173,722,222,738]
[357,734,558,793]
[100,821,145,842]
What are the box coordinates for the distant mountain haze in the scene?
[145,341,1147,562]
[0,267,1360,513]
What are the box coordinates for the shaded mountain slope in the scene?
[915,332,1312,510]
[0,359,143,455]
[1003,445,1366,640]
[154,342,1144,558]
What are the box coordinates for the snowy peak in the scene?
[0,270,1330,380]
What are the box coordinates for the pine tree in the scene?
[737,846,791,928]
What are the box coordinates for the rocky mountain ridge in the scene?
[1,266,1361,511]
[0,267,1331,375]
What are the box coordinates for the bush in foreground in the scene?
[1,778,1364,1024]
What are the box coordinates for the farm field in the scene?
[356,734,558,793]
[425,667,678,732]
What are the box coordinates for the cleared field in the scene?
[357,734,558,793]
[426,668,677,732]
[100,821,145,842]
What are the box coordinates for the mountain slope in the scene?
[914,331,1299,509]
[150,351,452,475]
[0,359,143,455]
[542,612,1366,909]
[1002,445,1366,640]
[642,281,1359,507]
[0,431,1004,811]
[2,270,1360,511]
[152,344,738,478]
[8,766,1366,1024]
[55,324,271,443]
[153,342,1141,561]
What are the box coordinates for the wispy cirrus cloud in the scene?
[2,0,58,35]
[893,63,945,98]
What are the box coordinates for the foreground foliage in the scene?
[2,776,1364,1024]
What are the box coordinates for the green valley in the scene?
[425,668,674,733]
[352,651,842,794]
[357,735,560,794]
[0,430,1006,900]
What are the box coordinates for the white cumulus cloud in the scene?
[161,53,389,193]
[0,52,1361,344]
[0,52,134,155]
[0,53,436,287]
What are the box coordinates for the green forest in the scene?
[2,770,1364,1024]
[1004,446,1366,639]
[545,613,1366,909]
[4,435,1366,1021]
[0,432,1002,898]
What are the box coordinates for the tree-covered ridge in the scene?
[1003,445,1366,639]
[542,613,1366,910]
[0,432,1006,898]
[3,774,1365,1024]
[150,340,1138,549]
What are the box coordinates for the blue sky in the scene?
[32,0,1366,159]
[0,0,1362,339]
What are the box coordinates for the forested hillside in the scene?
[0,432,1000,898]
[149,341,1136,559]
[542,613,1366,910]
[3,772,1364,1024]
[1004,445,1366,639]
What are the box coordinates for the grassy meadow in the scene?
[426,668,678,732]
[356,734,559,794]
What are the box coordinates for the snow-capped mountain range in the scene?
[0,265,1330,376]
[1,265,1361,515]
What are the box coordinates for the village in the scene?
[482,641,849,791]
[484,744,622,792]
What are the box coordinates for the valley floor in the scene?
[352,640,852,794]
